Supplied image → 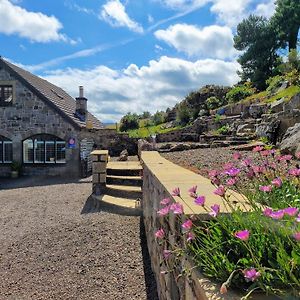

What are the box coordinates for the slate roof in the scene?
[0,58,103,130]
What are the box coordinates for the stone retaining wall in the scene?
[141,151,245,300]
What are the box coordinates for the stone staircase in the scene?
[93,161,143,215]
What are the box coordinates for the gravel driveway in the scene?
[0,177,157,300]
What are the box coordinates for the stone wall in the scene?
[0,67,80,177]
[141,151,246,300]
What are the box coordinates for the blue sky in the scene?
[0,0,276,122]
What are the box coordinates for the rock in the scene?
[280,122,300,154]
[236,123,256,136]
[169,143,191,152]
[118,149,128,161]
[138,139,155,157]
[270,98,285,113]
[284,93,300,111]
[249,104,268,118]
[230,141,265,151]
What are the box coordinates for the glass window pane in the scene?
[0,141,3,163]
[45,141,55,163]
[56,142,66,163]
[3,86,13,102]
[34,140,44,163]
[23,139,34,163]
[4,141,12,163]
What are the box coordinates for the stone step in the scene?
[105,184,142,199]
[107,168,142,177]
[106,175,142,187]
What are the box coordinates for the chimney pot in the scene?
[79,86,84,98]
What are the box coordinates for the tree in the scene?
[176,104,191,126]
[140,111,151,119]
[119,112,139,132]
[234,15,281,90]
[152,111,166,125]
[271,0,300,51]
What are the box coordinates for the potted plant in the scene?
[11,161,21,178]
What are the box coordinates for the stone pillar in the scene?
[91,150,109,196]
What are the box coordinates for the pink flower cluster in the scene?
[263,207,299,220]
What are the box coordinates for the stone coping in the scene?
[91,150,109,155]
[141,151,249,216]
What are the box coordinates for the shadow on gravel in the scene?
[81,195,141,216]
[0,176,91,190]
[140,218,159,300]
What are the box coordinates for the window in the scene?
[0,136,12,163]
[0,85,13,106]
[23,135,66,164]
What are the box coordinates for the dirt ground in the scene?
[0,176,158,300]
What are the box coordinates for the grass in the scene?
[126,123,183,138]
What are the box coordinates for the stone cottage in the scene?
[0,57,112,178]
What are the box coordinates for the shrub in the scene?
[119,112,139,132]
[206,96,223,110]
[226,85,254,103]
[266,75,285,94]
[152,111,166,125]
[176,104,191,126]
[217,125,230,135]
[155,148,300,298]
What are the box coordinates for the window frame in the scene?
[0,137,13,164]
[23,135,66,165]
[0,84,13,106]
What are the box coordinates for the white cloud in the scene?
[41,56,239,122]
[157,0,208,10]
[254,0,276,18]
[155,24,238,59]
[0,0,71,43]
[210,0,252,27]
[100,0,143,33]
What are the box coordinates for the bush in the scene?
[225,85,254,103]
[217,125,230,135]
[152,111,166,125]
[266,75,285,94]
[206,96,223,110]
[176,105,191,126]
[119,112,139,132]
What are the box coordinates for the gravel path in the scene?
[0,177,157,300]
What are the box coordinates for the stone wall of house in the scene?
[0,67,81,177]
[141,151,245,300]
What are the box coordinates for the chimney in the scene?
[75,86,87,120]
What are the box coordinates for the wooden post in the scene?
[91,150,109,196]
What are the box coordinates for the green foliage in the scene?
[139,111,151,119]
[214,114,222,123]
[225,84,254,103]
[266,75,285,94]
[206,96,223,110]
[234,15,281,90]
[152,111,166,125]
[271,0,300,51]
[119,112,139,132]
[176,104,191,126]
[127,123,182,138]
[217,125,230,135]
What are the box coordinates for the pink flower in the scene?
[194,196,205,206]
[233,152,242,160]
[188,185,197,195]
[259,185,273,193]
[209,204,220,217]
[243,268,261,282]
[187,232,195,242]
[225,167,241,177]
[242,158,252,167]
[246,169,255,179]
[252,165,264,174]
[261,150,271,157]
[211,177,221,186]
[270,210,285,220]
[171,187,181,197]
[297,214,300,222]
[289,168,300,177]
[284,207,299,217]
[170,202,183,214]
[223,162,234,171]
[209,170,219,178]
[295,152,300,159]
[293,232,300,241]
[226,178,237,186]
[263,207,273,217]
[157,205,170,216]
[214,185,225,197]
[155,228,165,239]
[163,250,172,259]
[281,154,293,162]
[235,230,250,241]
[160,198,171,206]
[182,219,193,230]
[271,178,282,188]
[253,145,264,152]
